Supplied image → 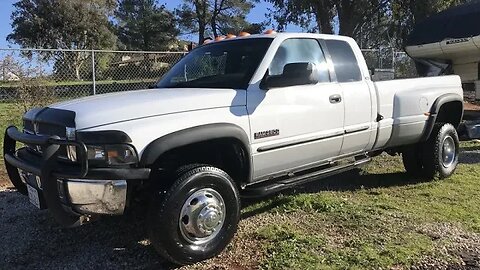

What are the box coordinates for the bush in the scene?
[16,76,56,112]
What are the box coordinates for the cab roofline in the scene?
[201,32,353,46]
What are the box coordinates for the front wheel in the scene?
[147,165,240,265]
[422,123,460,179]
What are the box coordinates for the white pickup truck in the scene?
[4,32,463,265]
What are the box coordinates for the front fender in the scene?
[139,123,251,168]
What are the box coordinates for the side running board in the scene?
[242,155,371,198]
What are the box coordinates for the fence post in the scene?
[91,49,96,95]
[379,49,383,69]
[392,48,396,77]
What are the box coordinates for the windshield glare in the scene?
[157,38,273,89]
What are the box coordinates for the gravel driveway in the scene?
[0,190,168,269]
[1,146,479,270]
[0,187,264,270]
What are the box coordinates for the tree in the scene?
[116,0,179,51]
[242,22,266,34]
[7,0,117,80]
[267,0,388,36]
[267,0,471,49]
[390,0,470,47]
[1,54,55,111]
[267,0,334,34]
[176,0,258,43]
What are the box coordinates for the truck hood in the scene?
[50,88,246,129]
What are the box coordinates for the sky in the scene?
[0,0,303,49]
[0,0,17,48]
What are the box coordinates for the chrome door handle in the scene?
[329,94,342,104]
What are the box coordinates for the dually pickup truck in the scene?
[4,32,463,265]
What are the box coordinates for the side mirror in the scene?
[261,62,318,90]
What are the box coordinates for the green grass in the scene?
[0,103,24,169]
[244,149,480,269]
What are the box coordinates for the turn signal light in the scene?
[264,29,277,34]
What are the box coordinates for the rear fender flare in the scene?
[421,93,463,142]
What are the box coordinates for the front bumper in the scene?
[3,126,150,227]
[64,179,127,215]
[19,169,128,215]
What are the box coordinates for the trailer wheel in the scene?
[422,123,459,179]
[147,164,240,265]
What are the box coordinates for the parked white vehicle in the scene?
[4,32,463,265]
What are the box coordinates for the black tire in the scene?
[147,165,241,265]
[422,123,460,179]
[402,144,424,176]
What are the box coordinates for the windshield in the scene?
[157,38,273,89]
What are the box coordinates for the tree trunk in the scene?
[316,12,334,34]
[69,54,81,81]
[338,0,357,36]
[75,65,80,81]
[313,1,334,34]
[211,0,219,38]
[211,17,218,38]
[194,0,208,43]
[198,22,206,44]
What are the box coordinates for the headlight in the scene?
[87,144,138,165]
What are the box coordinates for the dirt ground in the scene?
[0,170,10,189]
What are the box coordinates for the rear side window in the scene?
[325,40,362,83]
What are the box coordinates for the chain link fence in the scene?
[0,47,418,104]
[0,48,186,105]
[361,48,417,81]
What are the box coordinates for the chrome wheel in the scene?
[179,188,226,245]
[442,135,456,168]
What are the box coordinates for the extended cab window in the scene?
[324,40,362,83]
[269,38,330,83]
[157,38,272,89]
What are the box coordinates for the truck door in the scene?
[324,39,374,155]
[247,38,345,181]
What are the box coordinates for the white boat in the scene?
[406,37,480,83]
[404,1,480,99]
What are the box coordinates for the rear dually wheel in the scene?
[422,123,460,179]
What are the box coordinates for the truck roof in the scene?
[204,32,355,45]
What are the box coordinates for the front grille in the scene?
[23,119,71,161]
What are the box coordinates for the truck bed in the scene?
[373,75,463,149]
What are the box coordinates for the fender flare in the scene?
[139,123,252,179]
[420,93,464,142]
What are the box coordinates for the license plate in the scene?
[27,185,41,209]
